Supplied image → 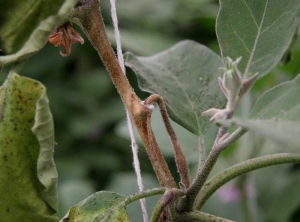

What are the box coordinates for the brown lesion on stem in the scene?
[145,94,190,189]
[69,0,176,188]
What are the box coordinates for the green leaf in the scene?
[0,0,64,54]
[217,0,300,77]
[58,179,95,219]
[250,75,300,120]
[125,40,225,135]
[106,27,178,56]
[32,91,58,212]
[106,172,160,222]
[60,191,129,222]
[221,75,300,148]
[0,0,78,65]
[0,71,58,221]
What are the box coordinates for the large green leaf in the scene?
[125,40,225,136]
[217,0,300,77]
[0,71,58,221]
[222,75,300,148]
[60,191,129,222]
[0,0,78,65]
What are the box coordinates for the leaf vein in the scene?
[242,0,259,28]
[230,23,251,54]
[251,51,274,66]
[261,1,291,34]
[244,0,269,75]
[171,75,201,134]
[256,86,300,118]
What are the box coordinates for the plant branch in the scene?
[146,112,176,187]
[145,94,190,188]
[175,210,235,222]
[109,0,148,220]
[197,136,206,173]
[194,153,300,210]
[179,127,246,211]
[124,188,167,206]
[70,0,175,188]
[150,189,184,222]
[71,0,138,108]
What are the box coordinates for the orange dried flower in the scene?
[48,22,84,57]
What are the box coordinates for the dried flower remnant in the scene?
[48,22,84,57]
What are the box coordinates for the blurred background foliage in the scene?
[1,0,300,221]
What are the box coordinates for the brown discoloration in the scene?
[71,0,176,188]
[48,22,84,57]
[145,94,190,188]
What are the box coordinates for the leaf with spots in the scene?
[60,191,129,222]
[220,75,300,149]
[217,0,300,77]
[125,40,225,136]
[0,71,58,221]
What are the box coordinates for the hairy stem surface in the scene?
[71,0,176,187]
[195,153,300,209]
[145,94,190,188]
[175,211,235,222]
[181,127,246,211]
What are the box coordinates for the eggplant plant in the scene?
[0,0,300,221]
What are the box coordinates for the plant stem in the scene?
[180,127,246,211]
[145,94,190,188]
[124,188,167,205]
[105,188,167,221]
[146,112,175,187]
[71,0,176,188]
[150,189,184,222]
[175,210,235,222]
[197,136,206,173]
[194,153,300,209]
[109,0,148,220]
